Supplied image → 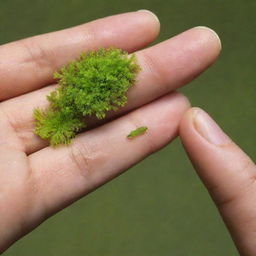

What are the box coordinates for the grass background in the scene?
[1,0,255,255]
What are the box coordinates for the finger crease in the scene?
[19,39,54,81]
[69,141,96,178]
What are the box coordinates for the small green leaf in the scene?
[127,126,148,139]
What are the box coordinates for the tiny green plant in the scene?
[127,126,148,139]
[34,48,141,146]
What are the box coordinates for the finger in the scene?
[179,107,256,256]
[27,93,189,229]
[1,27,221,154]
[0,10,160,100]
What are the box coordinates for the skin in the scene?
[180,108,256,256]
[0,11,222,253]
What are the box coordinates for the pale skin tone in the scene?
[0,10,252,255]
[180,109,256,256]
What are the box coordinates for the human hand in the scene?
[180,108,256,256]
[0,11,220,252]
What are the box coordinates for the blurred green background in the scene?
[1,0,255,255]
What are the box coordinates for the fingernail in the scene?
[193,108,231,145]
[137,9,160,24]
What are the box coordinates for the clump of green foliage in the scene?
[34,48,140,146]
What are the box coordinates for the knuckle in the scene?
[81,23,96,45]
[216,161,256,209]
[140,51,164,86]
[69,140,97,178]
[19,38,54,75]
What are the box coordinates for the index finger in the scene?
[0,11,160,100]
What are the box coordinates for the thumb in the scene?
[179,107,256,256]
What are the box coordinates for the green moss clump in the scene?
[34,48,141,146]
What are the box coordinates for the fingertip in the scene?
[169,92,191,114]
[171,93,191,134]
[135,10,160,39]
[180,107,210,145]
[150,93,191,140]
[194,26,221,49]
[179,107,198,132]
[192,26,222,60]
[154,92,191,124]
[137,9,160,24]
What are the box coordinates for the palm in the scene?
[0,11,220,252]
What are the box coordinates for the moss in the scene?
[34,48,141,146]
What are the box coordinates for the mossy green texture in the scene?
[34,48,141,146]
